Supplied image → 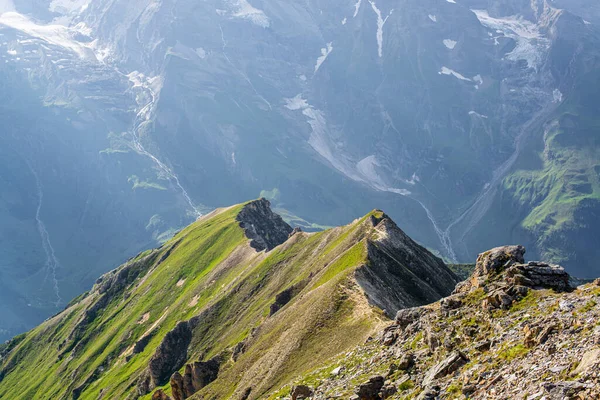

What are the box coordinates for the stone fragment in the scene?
[355,375,385,400]
[397,353,414,370]
[380,384,397,399]
[423,351,469,386]
[395,307,423,329]
[291,384,313,400]
[170,372,185,400]
[571,348,600,376]
[152,390,172,400]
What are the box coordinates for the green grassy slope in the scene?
[0,200,457,400]
[502,69,600,274]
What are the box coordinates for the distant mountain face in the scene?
[0,0,599,339]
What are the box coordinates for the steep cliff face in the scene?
[0,200,457,400]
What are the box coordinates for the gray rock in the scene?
[423,351,469,386]
[147,321,193,387]
[356,375,385,400]
[236,199,293,251]
[475,245,526,277]
[455,245,525,294]
[291,384,313,399]
[571,348,600,376]
[506,262,571,291]
[380,384,397,399]
[395,307,423,329]
[151,389,171,400]
[396,353,414,370]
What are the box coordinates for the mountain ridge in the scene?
[0,199,458,400]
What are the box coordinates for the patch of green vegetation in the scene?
[313,242,368,288]
[275,208,332,231]
[463,288,486,306]
[398,379,415,391]
[578,299,597,313]
[260,188,281,202]
[498,343,529,361]
[128,175,167,191]
[446,381,462,396]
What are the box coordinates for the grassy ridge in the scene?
[0,205,389,400]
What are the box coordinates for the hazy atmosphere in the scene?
[1,1,600,399]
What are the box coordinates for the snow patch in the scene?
[357,156,411,195]
[583,20,591,25]
[443,39,457,49]
[353,0,362,18]
[369,1,393,58]
[196,47,206,58]
[469,111,488,118]
[342,17,347,25]
[553,89,563,103]
[447,0,456,3]
[284,94,310,111]
[428,14,437,22]
[229,0,269,27]
[439,66,471,81]
[0,12,96,59]
[285,95,410,196]
[472,9,549,70]
[6,48,16,55]
[314,42,333,74]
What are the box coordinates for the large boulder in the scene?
[291,385,314,400]
[355,375,385,400]
[506,262,571,291]
[455,245,525,293]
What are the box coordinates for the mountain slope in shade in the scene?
[0,199,458,400]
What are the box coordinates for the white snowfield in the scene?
[472,9,550,70]
[0,11,96,59]
[285,94,411,197]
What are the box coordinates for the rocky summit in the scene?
[1,200,600,399]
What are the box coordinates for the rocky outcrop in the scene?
[236,199,293,251]
[155,357,221,400]
[455,245,525,294]
[354,215,459,317]
[138,321,194,394]
[300,244,600,399]
[505,262,571,291]
[269,279,309,316]
[455,245,571,311]
[152,389,172,400]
